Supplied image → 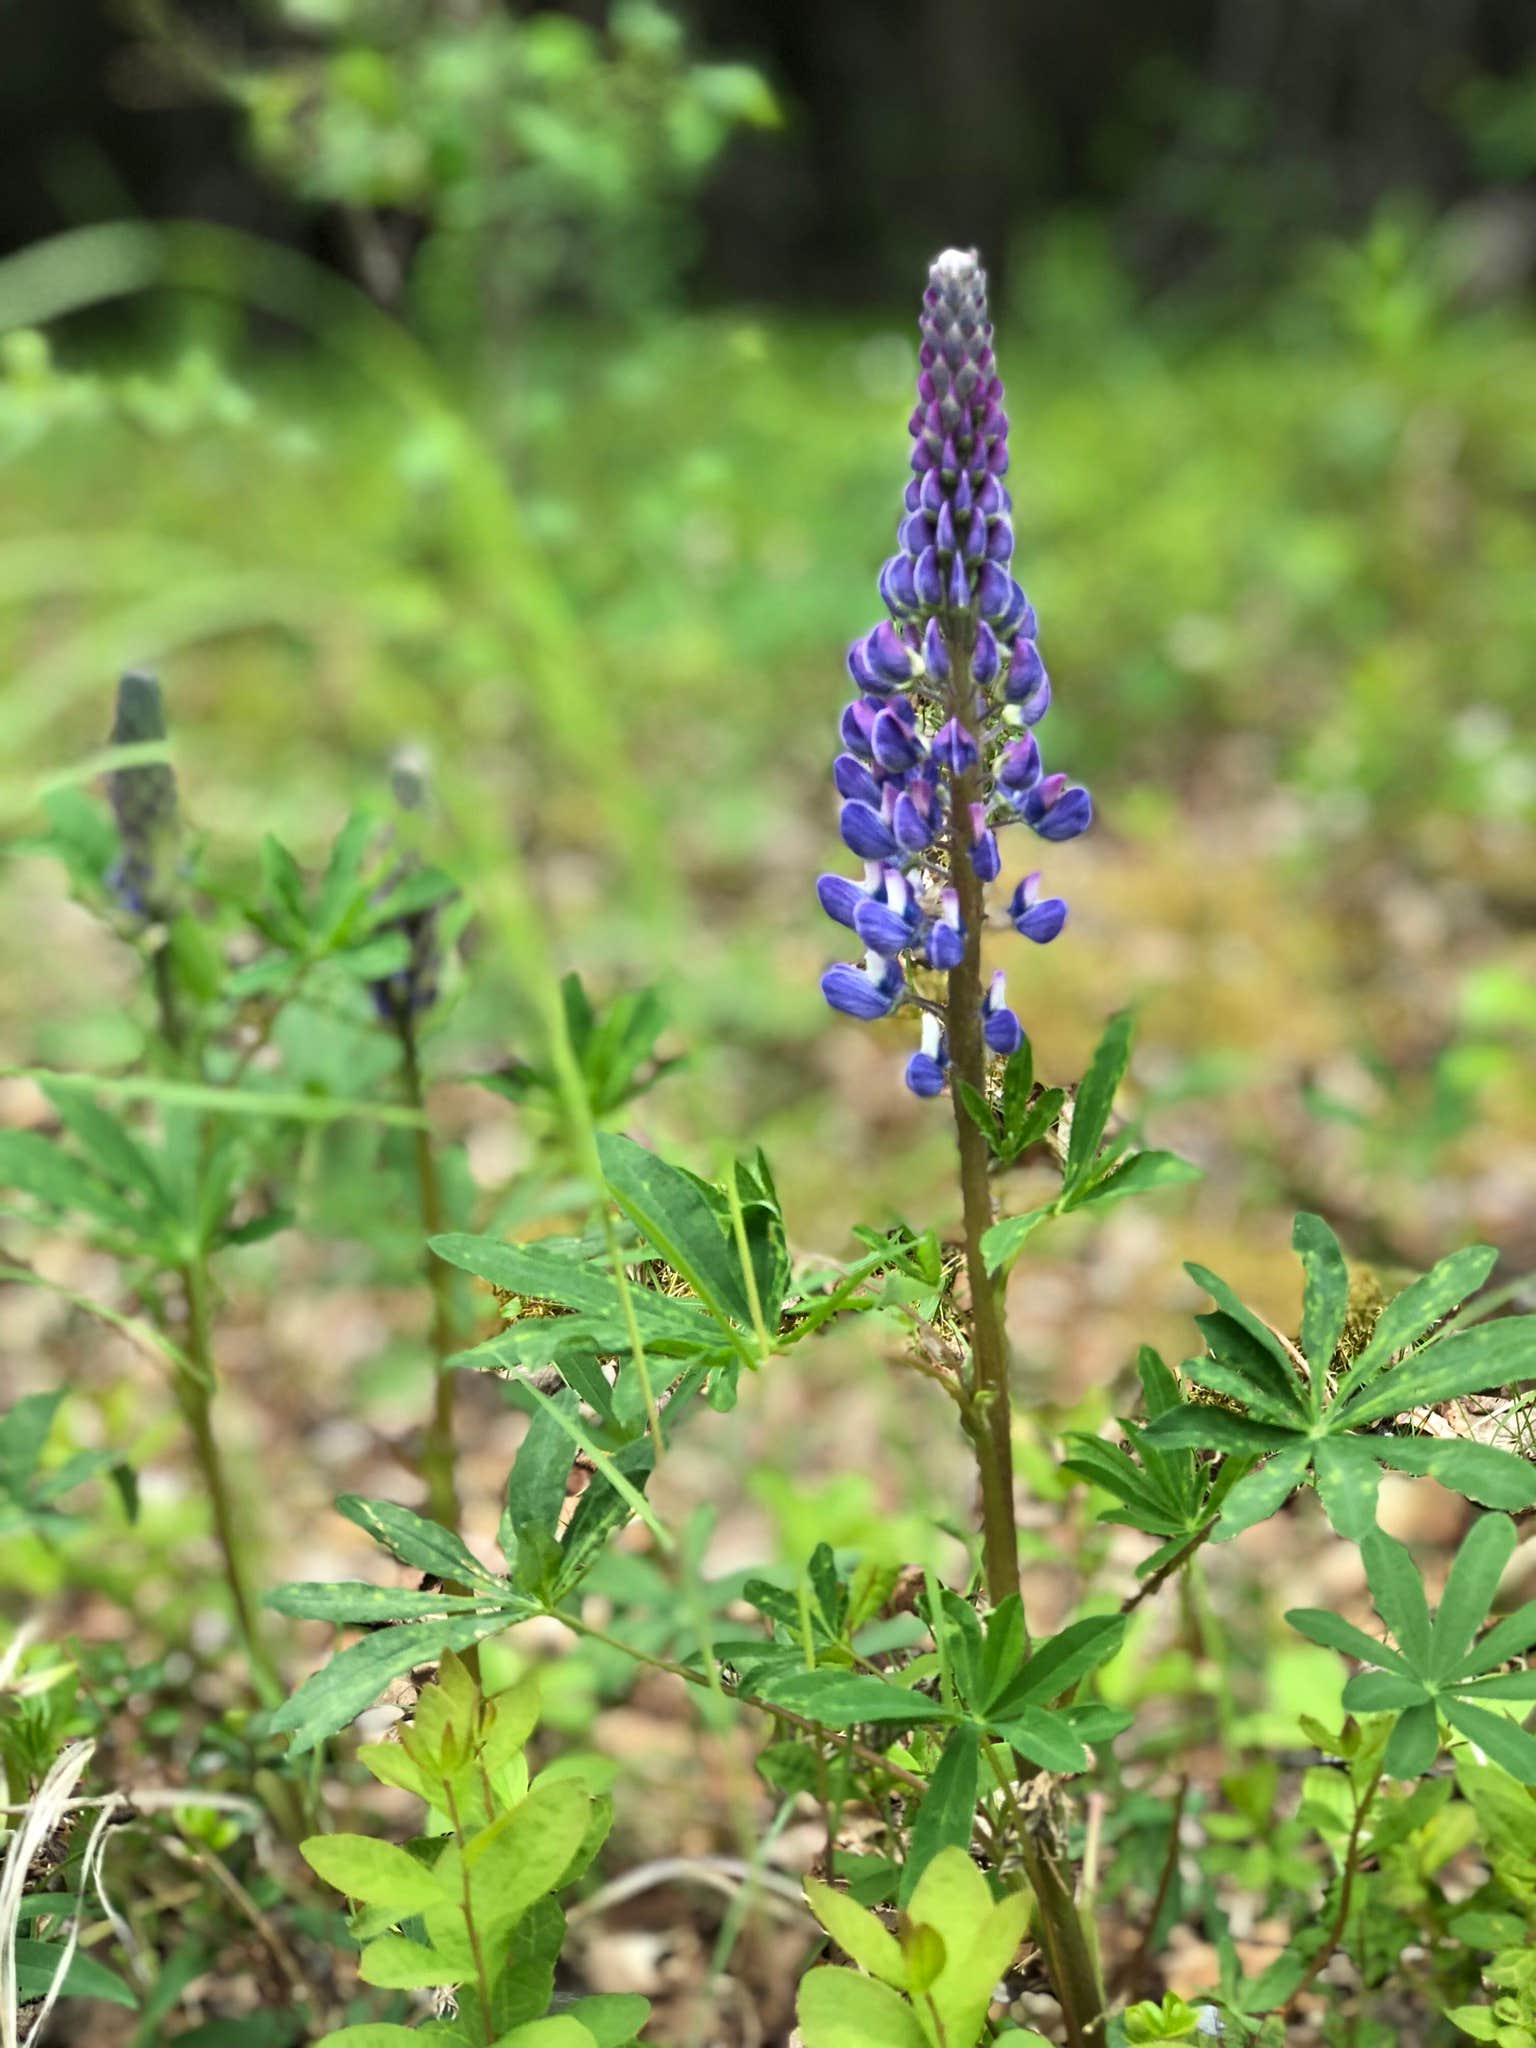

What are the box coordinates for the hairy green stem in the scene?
[398,1018,461,1534]
[178,1257,281,1705]
[940,611,1020,1615]
[982,1743,1106,2045]
[443,1774,494,2041]
[1285,1765,1383,2017]
[942,612,1106,2044]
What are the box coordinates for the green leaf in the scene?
[756,1669,950,1729]
[1179,1350,1304,1429]
[955,1077,997,1148]
[1443,2009,1503,2044]
[0,1388,65,1491]
[1456,1670,1536,1701]
[1334,1244,1500,1404]
[1361,1529,1434,1670]
[270,1615,506,1753]
[14,1939,138,2007]
[1143,1406,1299,1456]
[501,1386,577,1563]
[1284,1608,1411,1673]
[1372,1438,1536,1514]
[267,1582,511,1624]
[899,1725,979,1905]
[301,1832,447,1912]
[1001,1039,1034,1140]
[1383,1699,1440,1777]
[1293,1213,1349,1379]
[1184,1265,1307,1412]
[1065,1009,1133,1193]
[1337,1317,1536,1429]
[551,1418,663,1597]
[1453,1600,1536,1678]
[356,1933,460,1988]
[1340,1671,1429,1711]
[41,1084,169,1215]
[459,1777,593,1926]
[335,1495,501,1589]
[595,1132,752,1334]
[989,1706,1090,1773]
[432,1235,714,1348]
[908,1849,1032,2048]
[0,1128,143,1235]
[804,1879,907,1988]
[7,1067,425,1129]
[1311,1435,1381,1540]
[1431,1515,1517,1680]
[796,1967,928,2048]
[560,1994,650,2048]
[979,1203,1055,1274]
[989,1614,1127,1712]
[489,2021,600,2048]
[1213,1441,1313,1540]
[1071,1149,1201,1210]
[313,2028,429,2047]
[1442,1698,1536,1785]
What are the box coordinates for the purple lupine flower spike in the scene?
[106,671,180,922]
[817,247,1092,1091]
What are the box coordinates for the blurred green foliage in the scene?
[142,0,777,345]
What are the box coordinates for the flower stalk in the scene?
[815,248,1105,2042]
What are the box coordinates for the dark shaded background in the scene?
[6,0,1535,305]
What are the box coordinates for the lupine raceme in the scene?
[106,670,180,922]
[818,248,1091,1095]
[368,750,445,1027]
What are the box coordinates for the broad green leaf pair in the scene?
[798,1847,1031,2048]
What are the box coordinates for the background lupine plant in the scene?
[819,247,1090,1098]
[105,670,180,923]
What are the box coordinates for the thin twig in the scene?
[1120,1523,1218,1615]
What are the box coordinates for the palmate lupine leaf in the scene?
[1144,1214,1536,1540]
[1062,1349,1240,1568]
[1287,1516,1536,1785]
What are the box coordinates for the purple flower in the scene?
[833,753,882,806]
[892,779,941,853]
[1010,871,1068,943]
[925,888,965,970]
[817,871,866,929]
[853,867,922,957]
[904,1015,949,1098]
[1022,777,1093,843]
[815,248,1093,1093]
[982,971,1024,1055]
[840,799,898,860]
[1004,639,1047,706]
[871,705,924,773]
[861,619,919,688]
[997,733,1041,795]
[970,622,1000,686]
[821,954,904,1020]
[968,801,1000,882]
[931,718,978,775]
[840,697,879,758]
